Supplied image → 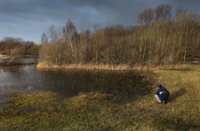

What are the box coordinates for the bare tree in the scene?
[155,4,172,22]
[63,20,77,58]
[138,8,154,25]
[63,20,77,40]
[49,25,58,42]
[41,33,48,44]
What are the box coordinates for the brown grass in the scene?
[37,62,191,71]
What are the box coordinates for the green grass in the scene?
[0,65,200,130]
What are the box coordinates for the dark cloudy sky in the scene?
[0,0,199,43]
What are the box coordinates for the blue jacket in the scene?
[156,86,170,101]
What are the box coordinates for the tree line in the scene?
[39,4,200,66]
[0,37,38,56]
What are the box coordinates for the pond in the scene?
[0,65,154,103]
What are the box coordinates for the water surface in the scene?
[0,65,154,103]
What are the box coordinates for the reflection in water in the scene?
[0,66,44,102]
[0,65,154,103]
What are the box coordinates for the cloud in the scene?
[0,0,199,43]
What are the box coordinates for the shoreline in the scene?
[37,62,191,71]
[0,55,38,66]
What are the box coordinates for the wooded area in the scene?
[39,4,200,66]
[0,37,38,56]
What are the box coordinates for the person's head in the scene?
[159,84,163,88]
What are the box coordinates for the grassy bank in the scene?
[0,66,200,130]
[37,62,191,71]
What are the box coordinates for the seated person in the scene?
[155,85,170,103]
